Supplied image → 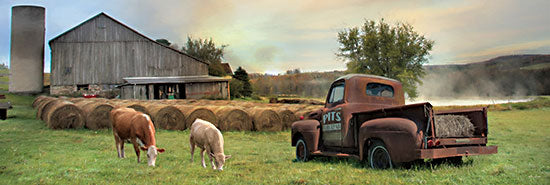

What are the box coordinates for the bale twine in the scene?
[434,115,474,138]
[212,106,253,131]
[176,106,218,130]
[154,105,186,130]
[81,102,114,130]
[45,100,85,129]
[249,108,282,132]
[277,109,298,130]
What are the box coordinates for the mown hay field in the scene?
[0,94,549,184]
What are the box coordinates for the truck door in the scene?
[322,81,345,148]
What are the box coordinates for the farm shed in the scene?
[120,76,230,100]
[48,12,219,97]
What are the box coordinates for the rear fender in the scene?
[359,117,423,163]
[291,120,320,153]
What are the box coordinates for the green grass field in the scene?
[0,95,549,184]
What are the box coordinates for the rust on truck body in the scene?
[291,74,498,167]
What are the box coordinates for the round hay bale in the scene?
[176,106,218,130]
[145,104,168,128]
[277,109,298,130]
[67,97,86,103]
[154,105,186,130]
[127,103,149,116]
[37,98,63,121]
[32,96,49,108]
[34,96,56,112]
[45,100,85,129]
[74,100,96,108]
[249,108,282,132]
[213,106,253,131]
[81,102,115,130]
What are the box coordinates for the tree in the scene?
[155,39,171,46]
[229,79,244,98]
[336,19,434,99]
[233,66,253,97]
[181,37,227,77]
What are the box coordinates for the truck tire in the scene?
[296,138,310,162]
[368,140,393,169]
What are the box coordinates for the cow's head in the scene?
[209,153,231,170]
[141,146,165,166]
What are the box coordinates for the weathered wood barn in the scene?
[49,12,229,99]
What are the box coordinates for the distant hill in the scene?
[249,54,550,98]
[420,54,550,98]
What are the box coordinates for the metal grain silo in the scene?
[9,5,45,93]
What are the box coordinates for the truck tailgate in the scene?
[417,145,498,159]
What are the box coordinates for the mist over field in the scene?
[251,55,550,106]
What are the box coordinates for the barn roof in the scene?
[221,63,233,75]
[122,75,229,85]
[48,12,209,65]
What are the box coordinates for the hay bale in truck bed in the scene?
[434,115,475,138]
[45,100,85,129]
[212,106,253,131]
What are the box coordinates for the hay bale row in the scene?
[33,96,324,132]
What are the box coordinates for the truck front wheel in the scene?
[296,138,310,162]
[368,140,393,169]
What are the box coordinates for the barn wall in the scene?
[50,14,208,87]
[185,81,229,99]
[120,85,148,100]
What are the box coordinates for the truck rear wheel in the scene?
[296,138,310,162]
[368,140,393,169]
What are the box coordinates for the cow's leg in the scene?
[207,148,215,169]
[131,138,141,163]
[120,141,125,158]
[114,133,123,158]
[189,137,195,163]
[200,148,207,168]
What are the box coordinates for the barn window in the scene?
[366,83,394,97]
[77,84,89,91]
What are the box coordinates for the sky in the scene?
[1,0,549,74]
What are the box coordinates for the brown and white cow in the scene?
[189,119,231,170]
[110,107,165,166]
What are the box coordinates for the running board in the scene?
[311,151,360,160]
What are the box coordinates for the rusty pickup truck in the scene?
[291,74,497,168]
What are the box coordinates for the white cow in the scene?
[189,119,231,170]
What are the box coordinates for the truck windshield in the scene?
[366,83,394,97]
[328,83,345,103]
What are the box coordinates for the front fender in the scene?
[291,120,320,153]
[358,117,423,163]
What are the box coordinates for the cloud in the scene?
[1,0,549,73]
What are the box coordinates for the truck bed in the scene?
[352,103,497,159]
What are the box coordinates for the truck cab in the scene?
[291,74,497,168]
